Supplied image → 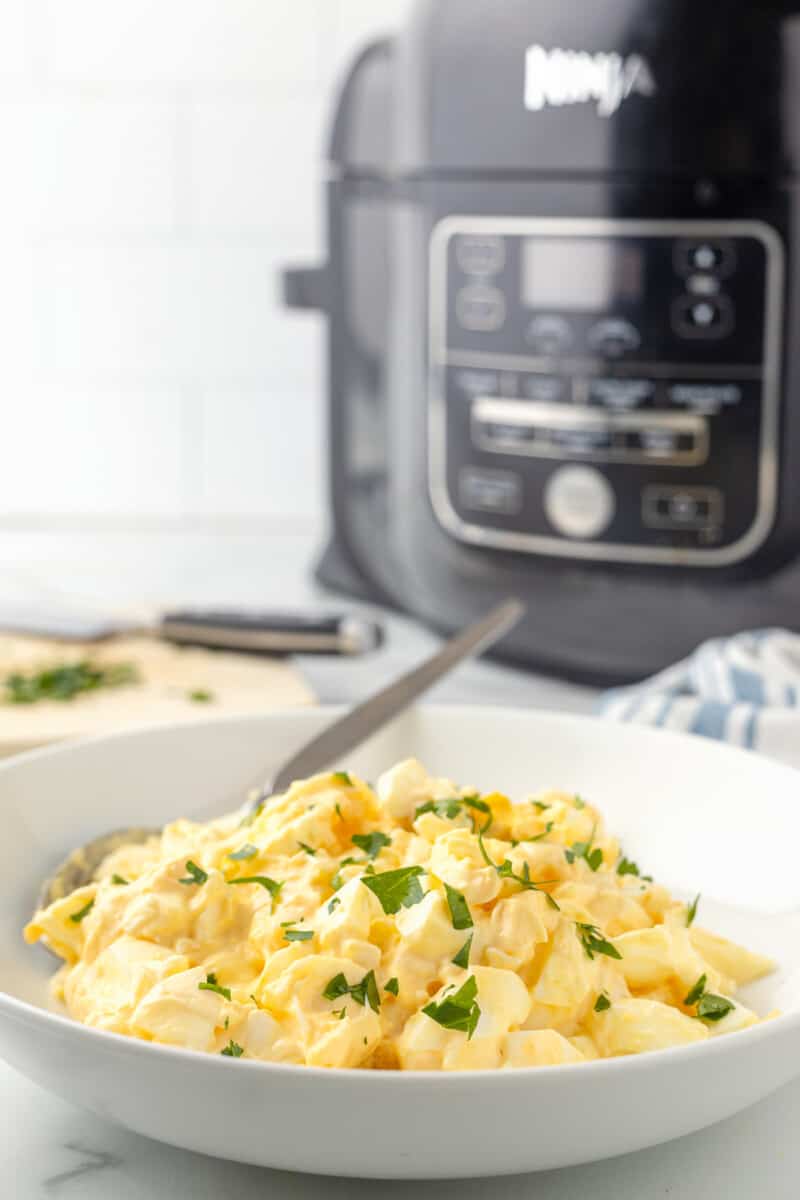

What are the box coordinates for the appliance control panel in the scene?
[427,218,783,566]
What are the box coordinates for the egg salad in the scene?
[25,760,774,1070]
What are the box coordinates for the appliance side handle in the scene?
[282,263,329,312]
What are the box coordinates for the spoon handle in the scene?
[261,599,525,802]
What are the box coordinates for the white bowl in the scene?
[1,706,800,1180]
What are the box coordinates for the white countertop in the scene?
[1,526,797,1197]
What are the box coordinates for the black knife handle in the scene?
[158,610,384,656]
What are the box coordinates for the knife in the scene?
[0,605,384,657]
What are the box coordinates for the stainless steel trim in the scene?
[428,216,783,567]
[471,398,708,467]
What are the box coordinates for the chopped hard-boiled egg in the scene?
[25,760,774,1070]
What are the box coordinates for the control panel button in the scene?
[455,284,506,332]
[672,294,734,339]
[525,314,574,355]
[549,427,614,455]
[544,465,616,540]
[471,398,705,465]
[478,421,538,450]
[624,428,684,458]
[668,382,742,413]
[674,239,736,278]
[588,378,655,409]
[455,235,506,276]
[642,486,724,530]
[523,375,567,403]
[587,318,641,358]
[453,368,500,396]
[686,273,721,297]
[459,467,522,515]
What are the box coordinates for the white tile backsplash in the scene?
[0,0,411,531]
[36,247,182,375]
[39,0,326,87]
[37,245,319,379]
[183,98,325,238]
[0,1,31,83]
[198,386,324,521]
[0,387,186,515]
[29,98,179,234]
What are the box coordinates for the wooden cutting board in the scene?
[0,634,315,757]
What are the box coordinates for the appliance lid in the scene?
[330,0,800,178]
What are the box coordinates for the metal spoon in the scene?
[37,599,524,910]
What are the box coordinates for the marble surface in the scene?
[1,526,797,1196]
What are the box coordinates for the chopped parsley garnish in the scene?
[444,882,473,931]
[224,1016,229,1030]
[333,1006,346,1020]
[684,974,707,1007]
[574,795,586,809]
[322,969,380,1013]
[323,973,352,1001]
[179,860,208,886]
[565,837,603,872]
[575,922,622,961]
[4,659,138,705]
[228,875,282,900]
[283,927,313,942]
[594,992,611,1012]
[476,824,560,910]
[334,803,343,820]
[452,934,473,968]
[686,893,700,927]
[682,973,734,1023]
[199,973,231,1001]
[188,688,214,703]
[532,800,550,812]
[513,821,554,847]
[423,975,481,1040]
[351,831,392,860]
[69,898,94,924]
[384,977,399,996]
[350,970,381,1012]
[616,855,652,881]
[298,842,317,857]
[221,1040,244,1057]
[414,794,490,830]
[361,866,425,915]
[229,843,258,861]
[330,856,357,891]
[327,896,341,914]
[564,822,602,872]
[332,771,353,787]
[110,873,129,886]
[696,993,734,1023]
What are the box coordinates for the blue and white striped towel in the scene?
[600,629,800,768]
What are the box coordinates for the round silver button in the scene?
[543,465,616,540]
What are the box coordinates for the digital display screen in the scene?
[522,239,644,311]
